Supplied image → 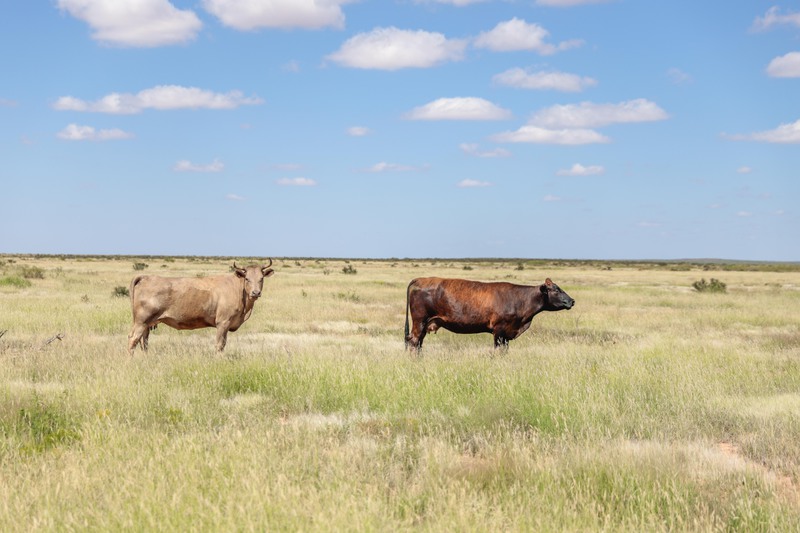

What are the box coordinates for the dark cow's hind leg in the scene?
[406,317,428,352]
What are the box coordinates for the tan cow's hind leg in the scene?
[128,322,149,355]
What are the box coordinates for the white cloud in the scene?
[283,60,301,73]
[327,27,467,70]
[543,194,562,202]
[277,177,317,186]
[173,159,224,172]
[347,126,371,137]
[536,0,612,5]
[406,97,511,121]
[0,98,18,107]
[473,18,582,55]
[667,67,692,85]
[459,143,511,158]
[365,162,421,172]
[637,221,662,228]
[492,125,610,145]
[726,118,800,144]
[457,179,491,188]
[202,0,349,31]
[737,166,753,174]
[57,123,134,141]
[53,85,263,114]
[737,211,753,217]
[492,99,666,146]
[529,99,669,129]
[557,163,604,176]
[416,0,488,5]
[751,6,800,32]
[493,68,597,92]
[767,52,800,78]
[226,194,245,201]
[57,0,202,47]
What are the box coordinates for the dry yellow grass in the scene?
[1,255,799,531]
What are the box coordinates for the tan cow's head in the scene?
[233,259,274,299]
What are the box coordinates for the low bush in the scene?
[19,265,45,279]
[113,286,130,298]
[0,276,31,288]
[692,278,727,293]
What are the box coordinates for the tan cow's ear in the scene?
[233,262,246,278]
[262,268,275,277]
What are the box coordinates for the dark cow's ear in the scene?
[540,278,553,293]
[262,268,275,278]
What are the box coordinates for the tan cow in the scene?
[128,260,274,354]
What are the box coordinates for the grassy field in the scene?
[1,255,799,531]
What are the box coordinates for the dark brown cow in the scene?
[128,261,274,354]
[404,277,574,350]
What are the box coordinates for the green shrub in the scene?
[133,262,149,271]
[0,276,31,288]
[342,264,357,275]
[16,399,82,453]
[113,286,130,298]
[19,265,45,279]
[693,278,727,293]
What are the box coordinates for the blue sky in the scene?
[1,1,798,261]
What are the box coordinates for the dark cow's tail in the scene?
[404,279,415,348]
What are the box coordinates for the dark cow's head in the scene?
[233,259,275,299]
[540,278,575,311]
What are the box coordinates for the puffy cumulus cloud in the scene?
[767,52,800,78]
[457,179,491,188]
[493,68,597,92]
[406,97,511,121]
[57,123,133,141]
[751,6,800,32]
[173,159,224,172]
[530,99,669,129]
[557,163,605,176]
[474,18,582,55]
[202,0,350,31]
[492,99,666,145]
[57,0,202,47]
[328,27,467,70]
[737,166,753,174]
[492,125,609,145]
[726,119,800,144]
[53,85,263,114]
[459,143,511,158]
[277,177,317,186]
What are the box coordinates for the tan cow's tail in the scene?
[129,276,143,317]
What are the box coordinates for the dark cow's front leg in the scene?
[493,332,510,349]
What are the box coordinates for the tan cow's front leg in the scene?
[215,323,230,351]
